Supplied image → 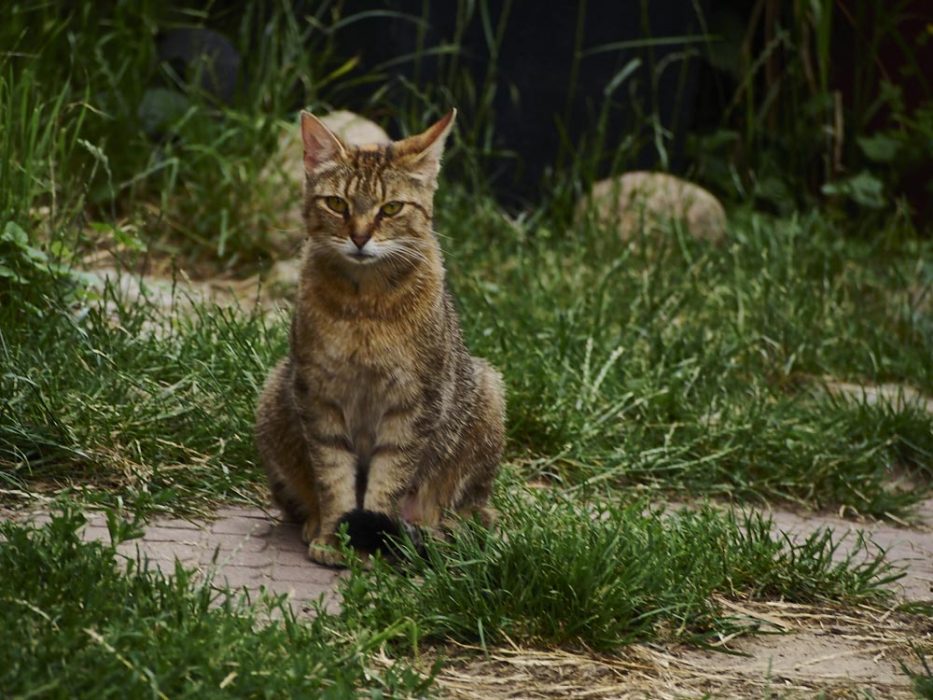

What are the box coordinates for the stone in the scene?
[822,380,933,415]
[263,258,301,298]
[317,110,389,146]
[580,172,727,243]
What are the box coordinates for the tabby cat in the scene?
[255,109,505,566]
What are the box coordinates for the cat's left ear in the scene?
[393,109,456,182]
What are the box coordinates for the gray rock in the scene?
[822,379,933,414]
[580,172,727,243]
[317,110,389,146]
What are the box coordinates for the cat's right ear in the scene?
[300,111,345,172]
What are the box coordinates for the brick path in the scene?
[76,506,344,614]
[6,498,931,618]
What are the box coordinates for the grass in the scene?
[904,645,933,699]
[1,1,932,696]
[0,1,375,269]
[0,509,434,698]
[445,192,933,516]
[2,201,927,693]
[0,495,906,697]
[339,481,899,652]
[0,283,278,514]
[5,192,929,518]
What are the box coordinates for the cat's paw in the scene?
[301,517,320,545]
[307,534,344,567]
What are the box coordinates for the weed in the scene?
[445,192,932,516]
[339,484,898,652]
[0,281,281,514]
[0,509,434,697]
[902,643,933,699]
[2,193,930,517]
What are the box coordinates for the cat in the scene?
[254,109,506,566]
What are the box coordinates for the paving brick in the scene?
[270,563,317,584]
[209,517,269,536]
[216,548,279,569]
[80,525,113,543]
[139,541,203,564]
[289,584,334,604]
[199,532,269,553]
[212,565,264,588]
[274,540,311,564]
[142,525,204,542]
[299,591,342,615]
[272,562,341,586]
[14,511,53,527]
[144,558,198,576]
[275,530,306,548]
[214,505,273,521]
[9,498,933,627]
[3,505,341,616]
[84,512,109,528]
[150,517,201,530]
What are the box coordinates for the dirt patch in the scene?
[763,499,933,602]
[428,601,929,698]
[4,499,931,695]
[423,500,933,697]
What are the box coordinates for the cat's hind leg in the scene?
[399,357,505,543]
[447,357,506,521]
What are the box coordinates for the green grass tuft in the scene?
[903,644,933,699]
[443,191,932,516]
[338,484,899,652]
[0,281,282,513]
[2,191,930,517]
[0,509,434,698]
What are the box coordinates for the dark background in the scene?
[134,0,933,218]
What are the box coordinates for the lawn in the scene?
[2,2,932,697]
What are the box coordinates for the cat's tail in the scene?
[336,509,427,560]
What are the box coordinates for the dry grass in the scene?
[412,599,931,699]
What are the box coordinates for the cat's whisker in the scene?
[386,243,427,260]
[382,246,431,270]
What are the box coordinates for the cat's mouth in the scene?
[347,250,378,263]
[338,238,381,264]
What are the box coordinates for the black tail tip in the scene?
[337,509,423,558]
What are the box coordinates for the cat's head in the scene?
[299,110,455,267]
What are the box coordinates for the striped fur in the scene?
[255,110,505,566]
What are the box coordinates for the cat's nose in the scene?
[350,231,372,250]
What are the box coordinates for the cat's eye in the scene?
[380,201,404,217]
[323,196,348,214]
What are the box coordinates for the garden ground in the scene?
[3,6,932,690]
[4,187,933,696]
[4,494,931,696]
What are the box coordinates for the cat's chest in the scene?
[327,363,419,454]
[313,314,422,367]
[302,315,426,448]
[330,362,412,410]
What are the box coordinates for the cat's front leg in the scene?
[363,448,419,517]
[305,443,358,566]
[363,402,421,516]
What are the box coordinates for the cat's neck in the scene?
[298,243,444,322]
